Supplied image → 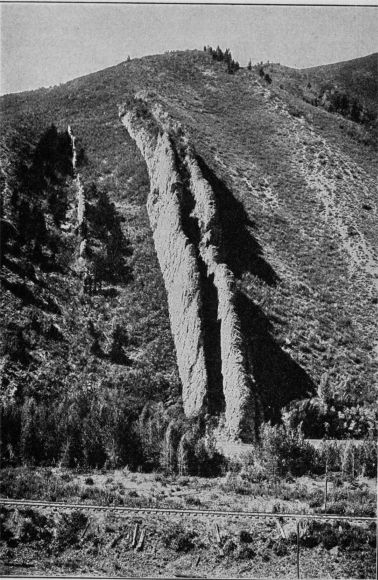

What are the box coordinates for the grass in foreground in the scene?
[0,467,376,578]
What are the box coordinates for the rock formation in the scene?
[68,125,90,284]
[119,100,257,442]
[184,148,256,440]
[120,108,208,418]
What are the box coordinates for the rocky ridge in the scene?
[120,98,260,441]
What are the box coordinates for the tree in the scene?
[264,73,272,84]
[20,397,39,464]
[350,99,362,123]
[60,401,84,468]
[88,185,133,283]
[247,59,252,71]
[109,323,130,365]
[1,122,73,266]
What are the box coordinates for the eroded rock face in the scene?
[120,110,208,418]
[68,126,87,267]
[120,103,257,441]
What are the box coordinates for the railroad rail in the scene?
[0,498,376,522]
[1,497,376,579]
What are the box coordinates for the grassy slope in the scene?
[1,50,377,435]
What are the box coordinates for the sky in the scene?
[1,3,378,95]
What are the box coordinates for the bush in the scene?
[55,511,88,550]
[223,538,237,555]
[286,396,377,440]
[273,538,288,556]
[186,495,202,506]
[236,544,256,559]
[239,530,253,543]
[258,422,319,476]
[220,473,252,495]
[162,523,198,552]
[309,490,324,508]
[3,508,54,544]
[302,521,375,551]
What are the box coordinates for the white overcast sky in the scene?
[1,2,378,95]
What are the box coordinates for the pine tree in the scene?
[20,397,39,464]
[109,323,130,365]
[264,73,272,84]
[60,402,84,468]
[177,432,192,476]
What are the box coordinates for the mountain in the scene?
[1,49,377,471]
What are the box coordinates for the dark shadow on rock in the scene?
[196,155,279,286]
[236,291,315,424]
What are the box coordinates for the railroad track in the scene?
[0,498,375,522]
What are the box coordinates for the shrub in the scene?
[309,490,324,508]
[219,473,252,495]
[302,521,375,552]
[273,538,288,556]
[239,530,253,543]
[237,544,256,559]
[186,495,202,506]
[55,511,88,550]
[258,422,319,476]
[326,501,348,515]
[162,523,198,552]
[13,508,54,544]
[223,538,237,555]
[286,395,377,440]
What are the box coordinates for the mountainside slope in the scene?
[304,52,378,113]
[1,50,377,468]
[262,53,378,133]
